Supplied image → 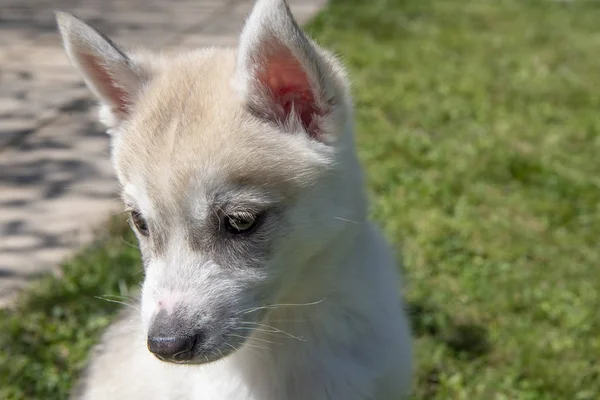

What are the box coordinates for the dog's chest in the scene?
[176,347,373,400]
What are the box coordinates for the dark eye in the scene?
[224,212,259,234]
[130,210,149,236]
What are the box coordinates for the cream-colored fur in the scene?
[57,1,412,399]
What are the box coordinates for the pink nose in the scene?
[156,292,182,314]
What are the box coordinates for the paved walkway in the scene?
[0,0,327,307]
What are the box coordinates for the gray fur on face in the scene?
[129,177,296,364]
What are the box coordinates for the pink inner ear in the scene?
[257,52,322,138]
[81,53,129,115]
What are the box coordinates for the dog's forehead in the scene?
[114,49,327,213]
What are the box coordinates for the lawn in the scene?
[2,0,600,398]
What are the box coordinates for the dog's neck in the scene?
[224,221,392,399]
[259,149,372,334]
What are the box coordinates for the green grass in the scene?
[2,0,600,398]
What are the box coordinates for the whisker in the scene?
[236,322,306,342]
[225,342,238,352]
[238,298,326,316]
[216,347,225,359]
[225,340,261,358]
[243,342,269,351]
[241,318,310,324]
[225,334,269,351]
[245,335,280,345]
[229,333,281,344]
[94,296,140,311]
[233,327,303,342]
[100,294,138,301]
[334,216,361,225]
[234,326,290,336]
[119,237,138,249]
[98,293,139,305]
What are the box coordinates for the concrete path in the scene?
[0,0,327,307]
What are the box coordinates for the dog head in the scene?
[57,0,365,364]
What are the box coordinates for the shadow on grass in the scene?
[406,300,491,399]
[408,300,491,360]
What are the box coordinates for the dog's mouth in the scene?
[148,326,252,365]
[146,304,274,365]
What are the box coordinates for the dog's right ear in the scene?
[56,12,148,128]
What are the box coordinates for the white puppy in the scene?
[57,1,412,398]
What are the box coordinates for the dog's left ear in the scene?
[235,0,343,143]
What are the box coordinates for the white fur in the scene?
[57,1,412,399]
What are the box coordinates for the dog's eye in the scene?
[130,210,149,236]
[224,212,258,234]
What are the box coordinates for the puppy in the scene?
[57,1,412,398]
